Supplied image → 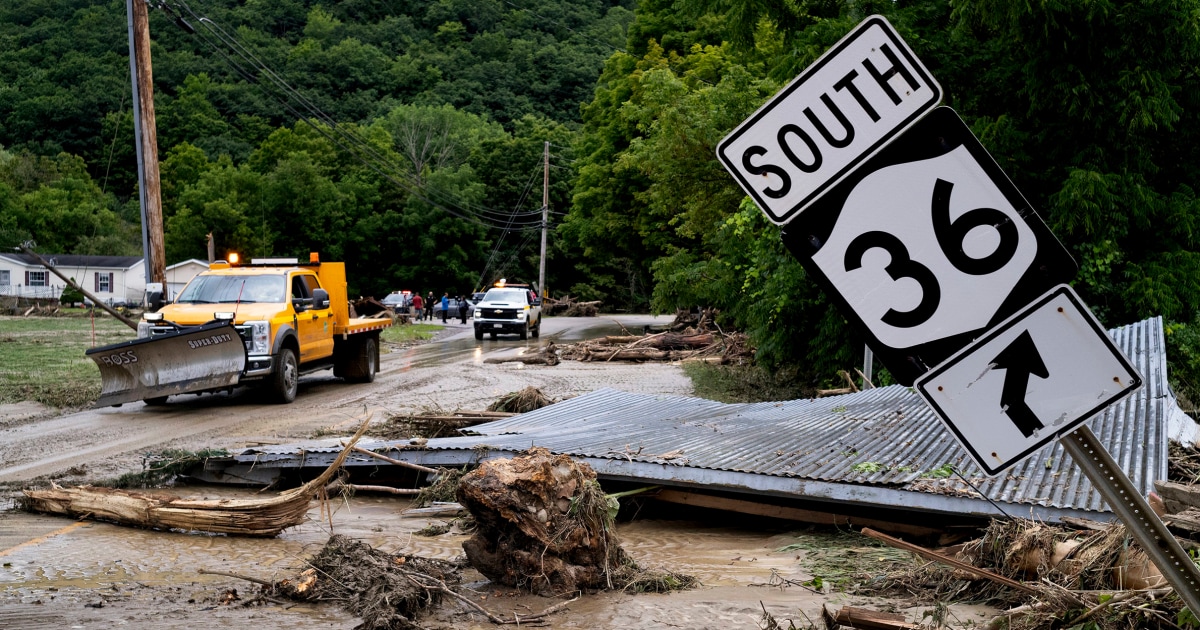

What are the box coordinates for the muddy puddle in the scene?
[0,487,999,629]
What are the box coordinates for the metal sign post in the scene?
[1062,426,1200,614]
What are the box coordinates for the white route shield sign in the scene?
[915,285,1142,475]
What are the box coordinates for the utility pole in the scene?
[538,141,549,299]
[127,0,166,288]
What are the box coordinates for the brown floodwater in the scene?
[0,489,999,629]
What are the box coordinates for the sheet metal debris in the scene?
[205,317,1187,523]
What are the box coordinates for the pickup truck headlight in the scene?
[246,320,270,355]
[516,310,527,320]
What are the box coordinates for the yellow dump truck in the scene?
[87,254,389,407]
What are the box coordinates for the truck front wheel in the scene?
[531,318,540,338]
[519,323,528,340]
[269,347,299,403]
[344,337,378,383]
[474,326,483,340]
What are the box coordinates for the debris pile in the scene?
[456,447,695,595]
[376,408,516,439]
[486,386,555,414]
[542,295,600,316]
[857,517,1184,629]
[558,330,752,364]
[272,534,463,629]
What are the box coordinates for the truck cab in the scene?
[472,284,542,340]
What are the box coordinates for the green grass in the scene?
[381,322,442,345]
[0,315,137,408]
[683,362,815,403]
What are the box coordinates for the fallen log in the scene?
[822,605,920,630]
[1154,480,1200,514]
[21,419,373,536]
[484,352,560,366]
[860,527,1040,595]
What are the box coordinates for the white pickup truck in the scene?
[472,286,542,340]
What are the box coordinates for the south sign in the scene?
[716,15,941,225]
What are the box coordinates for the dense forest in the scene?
[3,0,1200,392]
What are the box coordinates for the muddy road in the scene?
[0,315,685,485]
[0,315,996,629]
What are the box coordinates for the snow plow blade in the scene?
[86,322,247,407]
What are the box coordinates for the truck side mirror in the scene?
[532,297,541,306]
[312,288,330,309]
[145,282,165,311]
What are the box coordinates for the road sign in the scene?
[914,285,1141,475]
[781,107,1077,385]
[716,15,941,225]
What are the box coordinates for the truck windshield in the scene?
[176,274,286,304]
[482,288,527,303]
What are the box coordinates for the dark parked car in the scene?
[432,297,475,320]
[381,291,411,313]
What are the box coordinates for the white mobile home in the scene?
[0,253,144,305]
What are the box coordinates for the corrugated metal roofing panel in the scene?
[234,317,1183,522]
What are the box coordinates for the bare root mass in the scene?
[456,447,695,596]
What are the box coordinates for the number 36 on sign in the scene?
[781,107,1077,385]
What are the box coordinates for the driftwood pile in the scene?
[557,330,753,364]
[542,295,601,317]
[854,516,1187,629]
[21,420,371,536]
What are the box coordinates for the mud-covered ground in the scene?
[0,316,999,628]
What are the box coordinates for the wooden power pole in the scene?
[127,0,166,288]
[538,141,549,298]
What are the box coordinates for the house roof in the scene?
[0,253,143,269]
[219,316,1183,524]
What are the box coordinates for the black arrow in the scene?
[990,330,1049,438]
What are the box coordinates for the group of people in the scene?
[410,291,471,324]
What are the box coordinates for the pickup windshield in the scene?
[176,274,286,304]
[482,288,528,303]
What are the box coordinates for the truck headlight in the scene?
[246,320,270,355]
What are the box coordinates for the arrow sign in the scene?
[915,285,1141,475]
[990,330,1048,438]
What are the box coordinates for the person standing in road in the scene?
[426,292,435,320]
[412,292,423,322]
[441,293,449,323]
[457,294,468,324]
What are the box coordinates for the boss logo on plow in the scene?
[100,351,138,366]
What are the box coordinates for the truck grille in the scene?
[147,324,253,352]
[481,308,519,320]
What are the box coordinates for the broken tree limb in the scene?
[21,418,374,536]
[347,444,438,474]
[1153,480,1200,514]
[823,604,919,630]
[483,352,560,366]
[20,243,138,330]
[860,527,1040,595]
